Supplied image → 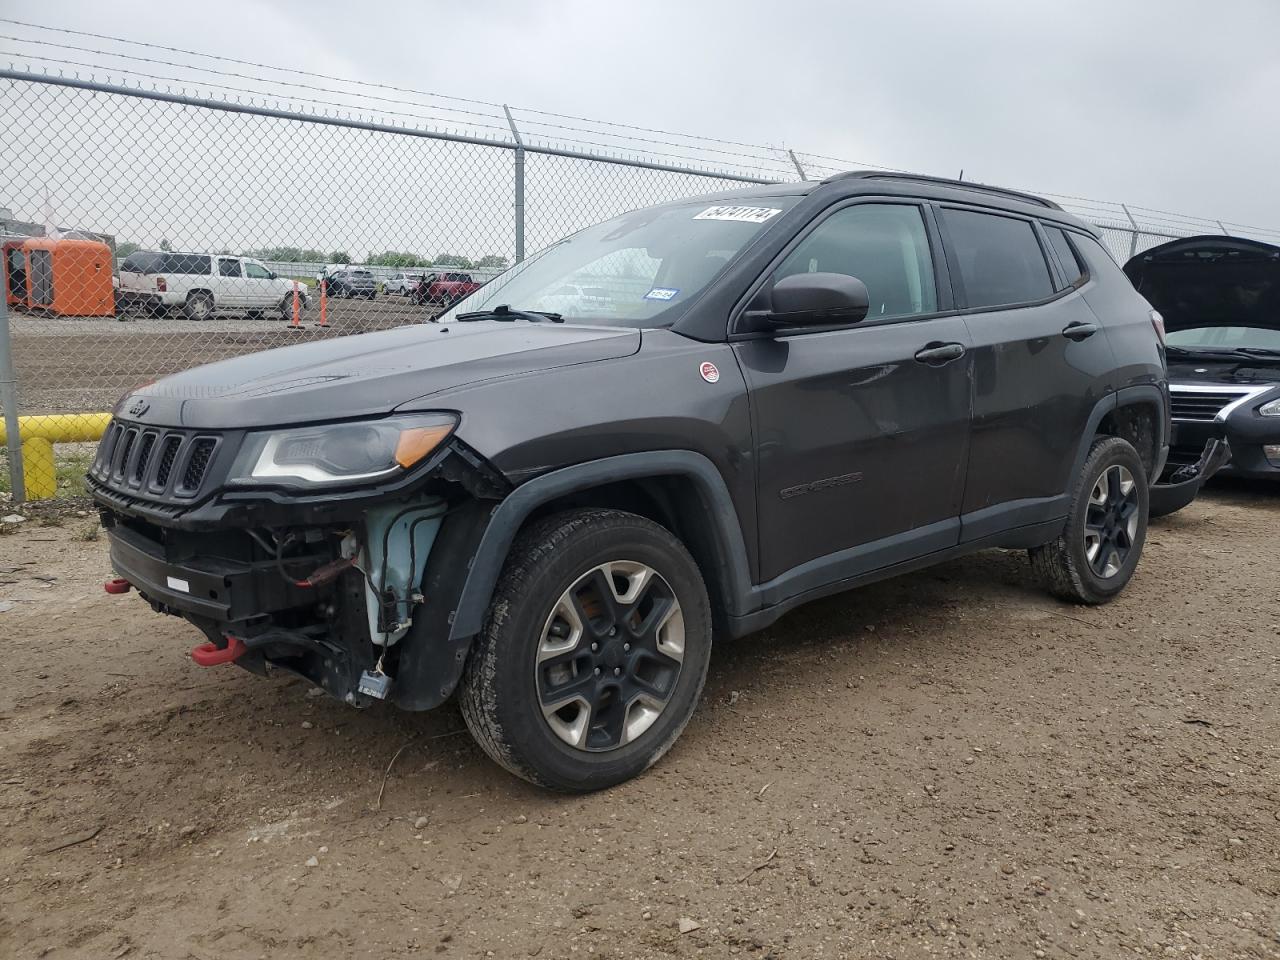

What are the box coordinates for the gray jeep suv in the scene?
[90,172,1169,791]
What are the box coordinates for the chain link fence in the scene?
[2,70,1277,502]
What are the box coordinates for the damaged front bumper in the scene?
[90,427,506,710]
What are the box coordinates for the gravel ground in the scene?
[0,481,1277,959]
[8,296,442,414]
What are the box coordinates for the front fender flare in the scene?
[451,450,755,643]
[393,450,754,711]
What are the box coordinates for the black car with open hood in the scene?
[1125,235,1280,482]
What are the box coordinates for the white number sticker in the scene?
[166,576,191,594]
[693,205,781,224]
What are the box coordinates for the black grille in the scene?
[154,435,181,488]
[89,419,223,503]
[115,429,137,479]
[1169,390,1243,422]
[132,432,156,484]
[181,438,216,492]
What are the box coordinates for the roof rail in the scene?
[820,170,1061,210]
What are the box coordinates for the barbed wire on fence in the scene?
[2,43,1279,502]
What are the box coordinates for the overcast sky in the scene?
[9,0,1280,249]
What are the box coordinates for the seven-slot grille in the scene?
[1168,388,1251,423]
[91,421,221,499]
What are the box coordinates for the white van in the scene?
[119,251,308,320]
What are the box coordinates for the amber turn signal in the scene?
[394,423,455,468]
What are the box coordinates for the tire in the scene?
[184,292,213,322]
[459,508,712,792]
[278,294,307,318]
[1029,436,1149,604]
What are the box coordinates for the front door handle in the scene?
[1062,321,1098,341]
[914,341,966,365]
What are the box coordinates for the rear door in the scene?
[733,200,973,589]
[937,206,1116,540]
[216,257,244,307]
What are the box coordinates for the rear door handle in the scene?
[914,341,966,365]
[1062,321,1098,341]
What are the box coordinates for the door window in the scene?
[244,262,271,279]
[773,203,937,320]
[942,209,1054,308]
[1043,226,1085,289]
[218,258,242,278]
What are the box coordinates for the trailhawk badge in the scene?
[699,361,720,384]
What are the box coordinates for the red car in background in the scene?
[411,271,482,308]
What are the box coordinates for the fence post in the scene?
[788,149,808,182]
[1121,204,1140,259]
[0,290,25,503]
[504,104,526,263]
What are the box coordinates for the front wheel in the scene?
[459,508,712,792]
[1029,436,1149,604]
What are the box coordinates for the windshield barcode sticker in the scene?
[644,287,680,301]
[693,205,781,224]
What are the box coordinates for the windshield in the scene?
[437,198,798,326]
[1166,326,1280,351]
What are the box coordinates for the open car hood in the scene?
[1123,235,1280,333]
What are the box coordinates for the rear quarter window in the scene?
[161,254,212,275]
[943,208,1054,308]
[1043,225,1086,289]
[121,251,164,274]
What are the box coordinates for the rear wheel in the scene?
[460,508,712,792]
[1030,436,1148,604]
[184,292,213,322]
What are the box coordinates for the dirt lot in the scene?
[1,483,1277,960]
[10,296,442,414]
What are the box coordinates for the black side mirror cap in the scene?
[767,272,870,327]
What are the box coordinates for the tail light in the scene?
[155,276,167,292]
[1149,309,1165,344]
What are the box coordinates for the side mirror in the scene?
[268,271,277,279]
[768,272,870,327]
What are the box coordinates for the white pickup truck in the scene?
[119,251,307,320]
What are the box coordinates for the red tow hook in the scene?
[104,577,132,595]
[191,636,247,667]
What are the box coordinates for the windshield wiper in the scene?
[1165,344,1280,363]
[453,304,564,323]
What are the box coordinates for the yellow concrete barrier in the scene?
[1,412,112,500]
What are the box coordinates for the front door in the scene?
[243,260,279,307]
[733,201,972,591]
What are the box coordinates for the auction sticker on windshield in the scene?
[693,205,781,224]
[644,287,680,301]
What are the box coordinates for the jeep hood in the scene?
[119,321,641,428]
[1123,235,1280,333]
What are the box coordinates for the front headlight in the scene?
[229,413,458,486]
[1259,398,1280,417]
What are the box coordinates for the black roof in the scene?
[682,170,1088,233]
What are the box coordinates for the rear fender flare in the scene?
[1068,385,1168,488]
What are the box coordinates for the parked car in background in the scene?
[95,172,1172,792]
[411,271,482,307]
[325,269,378,299]
[537,282,614,318]
[1125,235,1280,483]
[118,251,307,320]
[385,271,427,295]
